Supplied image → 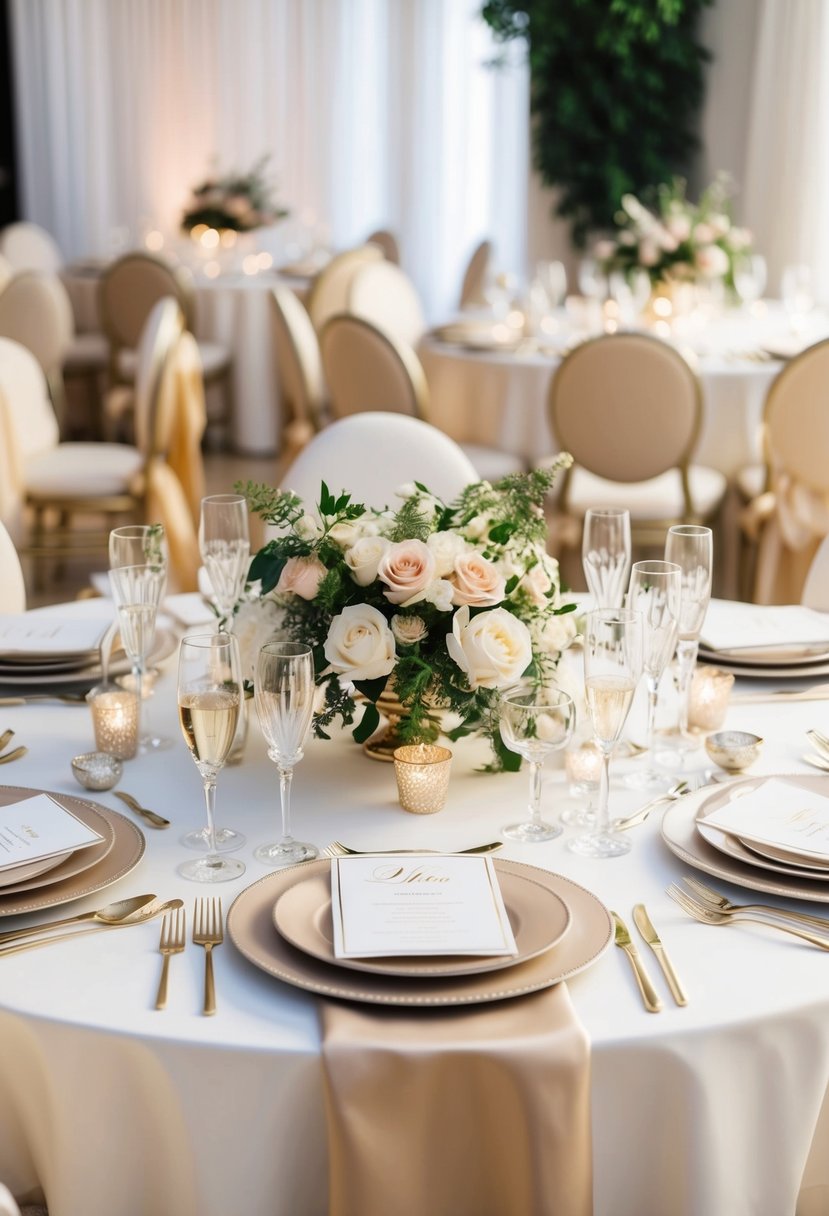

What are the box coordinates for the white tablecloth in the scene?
[0,624,829,1215]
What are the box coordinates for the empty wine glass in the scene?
[499,686,575,842]
[664,524,713,755]
[199,494,251,629]
[254,641,318,866]
[177,634,245,883]
[535,259,567,309]
[108,563,167,755]
[734,254,767,309]
[582,507,631,609]
[781,263,814,333]
[569,609,643,858]
[624,560,681,789]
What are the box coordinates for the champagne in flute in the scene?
[582,508,631,609]
[625,560,681,789]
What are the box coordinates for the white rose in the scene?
[295,513,322,542]
[344,536,391,586]
[638,237,659,268]
[427,530,469,577]
[323,604,396,682]
[693,222,715,245]
[328,519,363,549]
[422,579,456,612]
[518,562,553,607]
[533,611,578,656]
[666,215,691,242]
[395,482,417,500]
[391,614,428,644]
[446,605,533,690]
[463,514,491,541]
[233,597,287,685]
[708,213,730,238]
[593,238,616,261]
[695,244,730,279]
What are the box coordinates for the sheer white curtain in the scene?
[9,0,528,319]
[742,0,829,302]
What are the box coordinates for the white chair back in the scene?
[0,272,73,381]
[320,315,430,421]
[0,521,26,611]
[0,221,63,274]
[348,261,425,348]
[305,244,383,333]
[0,336,59,461]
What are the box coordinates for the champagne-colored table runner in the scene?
[320,982,591,1216]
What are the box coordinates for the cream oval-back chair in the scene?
[0,521,26,611]
[548,332,727,553]
[347,261,426,349]
[305,243,384,333]
[0,254,12,294]
[0,222,62,274]
[459,239,492,310]
[740,338,829,604]
[319,314,525,483]
[0,271,74,427]
[364,228,400,265]
[270,286,327,478]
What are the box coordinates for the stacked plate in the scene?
[228,857,613,1007]
[0,785,145,916]
[429,320,524,353]
[0,619,177,694]
[698,602,829,679]
[662,773,829,905]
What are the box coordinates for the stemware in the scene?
[176,634,245,883]
[624,560,681,789]
[569,609,643,858]
[734,254,767,309]
[499,686,575,842]
[664,524,713,754]
[582,507,631,609]
[781,263,814,331]
[253,641,319,866]
[108,562,167,755]
[199,494,251,628]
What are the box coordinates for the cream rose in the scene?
[328,519,363,549]
[275,555,327,600]
[427,530,468,577]
[451,552,506,607]
[446,605,532,690]
[695,244,730,278]
[391,614,428,645]
[295,513,323,542]
[377,539,436,605]
[344,536,391,586]
[323,604,396,682]
[518,562,553,607]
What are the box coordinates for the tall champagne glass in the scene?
[254,642,318,866]
[569,609,643,859]
[177,634,245,882]
[624,560,681,789]
[499,686,575,842]
[199,494,251,628]
[665,524,713,752]
[582,508,631,609]
[108,563,166,755]
[109,525,171,751]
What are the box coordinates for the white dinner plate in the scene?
[695,653,829,680]
[697,644,829,669]
[0,628,177,688]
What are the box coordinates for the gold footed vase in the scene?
[362,686,410,762]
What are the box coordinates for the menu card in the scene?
[330,854,518,959]
[0,794,105,873]
[703,778,829,859]
[0,614,111,657]
[700,602,829,653]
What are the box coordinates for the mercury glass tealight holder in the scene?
[393,744,453,815]
[688,666,735,732]
[87,684,140,761]
[71,751,123,791]
[564,738,603,795]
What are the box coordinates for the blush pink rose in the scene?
[451,552,506,607]
[276,555,327,600]
[377,539,436,605]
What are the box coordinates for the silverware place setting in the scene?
[667,880,829,950]
[155,906,187,1010]
[193,897,224,1016]
[321,839,503,859]
[112,789,171,829]
[0,728,27,765]
[0,895,183,958]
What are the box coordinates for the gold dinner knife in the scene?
[611,912,663,1013]
[632,903,688,1007]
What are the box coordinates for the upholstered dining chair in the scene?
[305,243,384,333]
[458,239,493,310]
[364,228,401,264]
[347,261,426,349]
[98,251,233,444]
[319,314,525,483]
[270,286,327,478]
[0,272,74,427]
[0,254,12,294]
[739,337,829,604]
[0,222,63,275]
[547,331,727,553]
[0,521,26,612]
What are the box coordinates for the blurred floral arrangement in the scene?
[593,174,753,289]
[236,463,577,770]
[181,155,288,234]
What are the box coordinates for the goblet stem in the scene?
[132,658,144,742]
[528,759,543,828]
[278,764,295,844]
[202,774,220,859]
[595,747,612,836]
[645,678,658,756]
[676,638,699,740]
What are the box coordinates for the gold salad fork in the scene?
[666,884,829,950]
[154,906,186,1010]
[681,876,829,933]
[322,840,502,859]
[193,897,223,1016]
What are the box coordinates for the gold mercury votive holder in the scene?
[393,744,453,815]
[87,684,140,760]
[689,666,735,732]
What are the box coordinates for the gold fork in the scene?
[154,907,186,1010]
[681,876,829,933]
[666,883,829,950]
[193,897,223,1016]
[322,839,502,859]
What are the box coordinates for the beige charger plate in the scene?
[272,866,571,977]
[0,786,143,915]
[228,859,613,1007]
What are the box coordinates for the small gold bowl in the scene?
[71,752,123,791]
[704,730,764,773]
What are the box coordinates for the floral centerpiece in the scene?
[235,461,577,771]
[181,155,288,234]
[593,174,753,290]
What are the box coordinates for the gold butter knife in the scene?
[612,912,663,1013]
[113,790,171,829]
[632,903,688,1007]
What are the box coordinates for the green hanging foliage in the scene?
[481,0,713,247]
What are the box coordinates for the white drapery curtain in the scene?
[742,0,829,302]
[8,0,529,320]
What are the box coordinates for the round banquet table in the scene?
[0,632,829,1215]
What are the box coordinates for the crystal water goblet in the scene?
[664,524,713,756]
[582,507,631,609]
[177,633,245,883]
[108,562,167,755]
[253,641,319,866]
[624,560,681,789]
[499,686,575,842]
[569,608,643,858]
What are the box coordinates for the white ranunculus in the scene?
[323,604,396,682]
[344,535,391,586]
[446,605,532,690]
[391,614,428,645]
[421,578,456,612]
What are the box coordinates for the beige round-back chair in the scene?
[270,286,328,476]
[305,243,384,333]
[364,228,400,264]
[347,260,425,349]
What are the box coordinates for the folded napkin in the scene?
[320,983,591,1216]
[700,601,829,652]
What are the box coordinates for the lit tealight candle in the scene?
[688,665,735,732]
[393,744,453,815]
[564,739,603,792]
[87,685,140,760]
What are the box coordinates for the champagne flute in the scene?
[177,634,245,882]
[624,560,681,789]
[108,563,166,755]
[664,524,713,754]
[582,507,631,609]
[499,686,575,842]
[569,609,643,859]
[253,641,318,866]
[199,494,251,629]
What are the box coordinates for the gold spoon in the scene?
[0,893,158,946]
[0,897,184,958]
